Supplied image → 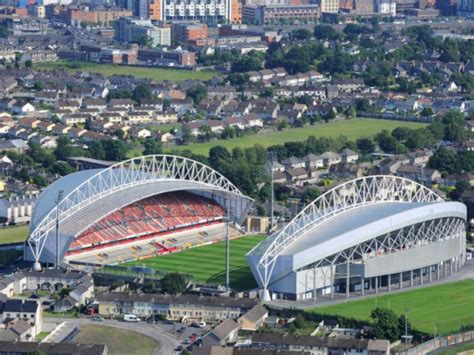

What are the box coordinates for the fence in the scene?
[358,111,435,123]
[401,330,474,354]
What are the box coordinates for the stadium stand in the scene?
[68,192,225,253]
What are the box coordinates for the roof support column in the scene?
[410,270,413,287]
[375,276,378,294]
[388,274,391,292]
[400,272,403,290]
[361,276,364,296]
[429,266,432,283]
[420,268,423,285]
[346,260,350,299]
[313,265,317,302]
[437,263,440,280]
[330,264,334,300]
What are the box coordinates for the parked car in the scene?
[92,315,104,321]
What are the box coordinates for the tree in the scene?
[376,130,399,154]
[102,140,128,161]
[428,147,459,174]
[50,161,75,176]
[451,180,471,200]
[231,53,263,72]
[303,187,321,203]
[135,34,153,48]
[209,146,231,169]
[54,136,74,161]
[421,107,434,117]
[186,85,207,105]
[89,141,106,160]
[161,272,187,295]
[33,175,47,188]
[356,137,375,155]
[198,125,213,142]
[132,84,152,104]
[314,24,339,40]
[292,28,312,40]
[179,125,193,145]
[24,60,32,68]
[371,307,401,342]
[143,138,163,155]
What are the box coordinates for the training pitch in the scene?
[311,280,474,335]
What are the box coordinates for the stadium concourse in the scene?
[25,155,253,269]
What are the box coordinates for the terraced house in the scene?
[97,292,257,321]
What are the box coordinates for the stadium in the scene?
[247,175,467,302]
[25,155,253,270]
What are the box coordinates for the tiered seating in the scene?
[69,191,225,251]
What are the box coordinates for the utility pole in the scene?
[55,190,64,269]
[225,206,230,291]
[404,307,409,351]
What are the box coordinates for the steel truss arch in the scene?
[305,216,465,271]
[28,155,250,265]
[250,175,443,290]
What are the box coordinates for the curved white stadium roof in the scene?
[247,175,467,290]
[26,155,253,265]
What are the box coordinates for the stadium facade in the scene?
[26,155,253,270]
[247,176,467,301]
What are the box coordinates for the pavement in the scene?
[267,259,474,310]
[46,317,182,355]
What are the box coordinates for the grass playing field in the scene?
[36,61,217,82]
[73,325,159,355]
[171,119,427,156]
[311,280,474,335]
[0,225,29,245]
[125,235,266,291]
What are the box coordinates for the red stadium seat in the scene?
[70,191,226,251]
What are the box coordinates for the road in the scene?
[46,317,181,355]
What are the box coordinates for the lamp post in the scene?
[268,151,277,232]
[225,206,231,291]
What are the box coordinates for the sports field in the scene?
[74,325,159,355]
[36,61,217,82]
[0,225,29,245]
[172,119,427,156]
[312,280,474,335]
[125,235,265,291]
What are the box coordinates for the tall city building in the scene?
[317,0,339,13]
[114,17,171,46]
[457,0,474,16]
[141,0,241,23]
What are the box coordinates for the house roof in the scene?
[239,304,268,324]
[211,319,239,340]
[2,299,38,313]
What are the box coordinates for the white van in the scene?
[123,314,140,322]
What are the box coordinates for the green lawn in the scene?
[311,280,474,335]
[0,225,29,245]
[74,325,159,355]
[172,119,427,156]
[36,61,217,82]
[125,235,265,291]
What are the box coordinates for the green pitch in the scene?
[0,225,29,245]
[173,119,427,156]
[125,235,266,291]
[311,280,474,335]
[36,61,217,82]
